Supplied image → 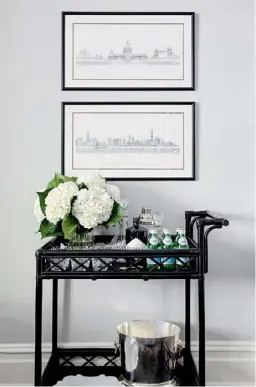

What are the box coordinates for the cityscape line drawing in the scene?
[75,129,180,154]
[76,41,180,66]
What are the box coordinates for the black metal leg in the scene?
[185,279,191,352]
[198,277,205,386]
[52,279,58,354]
[35,276,43,386]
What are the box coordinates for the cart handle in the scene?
[196,213,229,273]
[185,210,229,228]
[199,212,229,227]
[185,210,229,240]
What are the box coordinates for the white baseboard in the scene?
[0,341,255,386]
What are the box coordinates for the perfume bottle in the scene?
[126,217,148,245]
[139,207,154,232]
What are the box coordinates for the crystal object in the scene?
[126,238,147,249]
[153,210,164,238]
[111,197,129,262]
[126,218,148,245]
[153,211,164,226]
[68,232,95,271]
[125,219,148,268]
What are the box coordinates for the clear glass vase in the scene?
[68,232,95,250]
[67,232,95,272]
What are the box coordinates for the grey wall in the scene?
[0,0,254,345]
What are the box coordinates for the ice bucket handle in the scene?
[114,337,120,354]
[176,339,184,359]
[164,339,184,361]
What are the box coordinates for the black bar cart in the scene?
[34,210,229,386]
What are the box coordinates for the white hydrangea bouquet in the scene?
[34,172,122,240]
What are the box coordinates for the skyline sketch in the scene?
[76,41,180,66]
[76,128,180,154]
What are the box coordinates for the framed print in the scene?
[62,102,195,181]
[62,12,195,90]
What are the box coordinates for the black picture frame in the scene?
[62,101,195,181]
[62,12,195,91]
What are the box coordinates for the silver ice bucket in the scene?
[116,320,182,385]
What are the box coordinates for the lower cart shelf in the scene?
[41,348,199,386]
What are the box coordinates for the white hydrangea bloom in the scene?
[106,183,120,203]
[34,197,45,223]
[85,173,106,189]
[45,182,79,225]
[72,187,114,229]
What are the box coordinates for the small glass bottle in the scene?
[162,229,175,269]
[147,229,161,269]
[126,217,148,245]
[173,228,183,247]
[175,233,189,267]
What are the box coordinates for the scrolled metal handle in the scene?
[163,339,184,361]
[175,339,185,359]
[114,337,120,354]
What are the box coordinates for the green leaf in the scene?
[62,214,78,240]
[62,175,77,183]
[57,172,77,184]
[39,219,59,238]
[51,222,64,238]
[46,173,77,189]
[78,182,87,190]
[46,174,60,189]
[37,189,52,215]
[104,202,123,226]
